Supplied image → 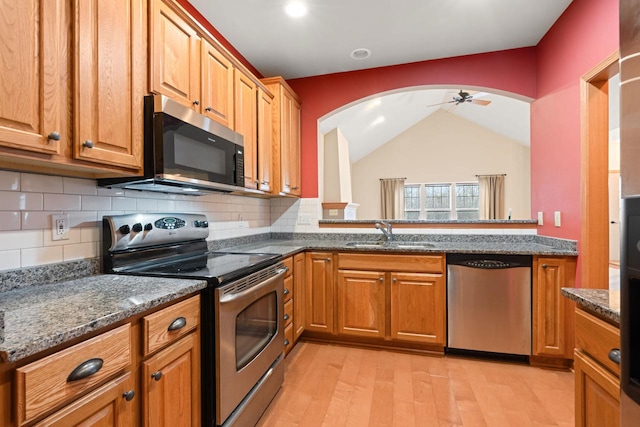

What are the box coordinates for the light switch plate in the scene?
[554,211,561,227]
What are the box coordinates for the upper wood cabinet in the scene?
[0,0,64,155]
[533,256,577,360]
[257,88,274,192]
[235,70,258,188]
[73,0,145,170]
[150,0,201,109]
[201,40,234,128]
[261,77,302,197]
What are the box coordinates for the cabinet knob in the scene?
[379,277,383,282]
[283,288,290,295]
[193,100,200,106]
[542,264,548,269]
[284,339,290,346]
[284,313,290,321]
[83,140,94,148]
[151,371,163,381]
[326,258,331,262]
[292,186,300,190]
[393,277,397,282]
[48,131,61,141]
[205,107,213,112]
[609,348,621,365]
[122,390,135,401]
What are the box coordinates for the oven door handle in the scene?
[219,267,287,304]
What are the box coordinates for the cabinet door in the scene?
[150,0,200,108]
[201,40,234,129]
[305,252,334,334]
[533,257,576,358]
[142,333,200,427]
[390,272,446,345]
[257,88,273,192]
[235,70,258,189]
[279,89,293,194]
[293,252,306,341]
[0,0,63,155]
[337,270,386,338]
[34,373,135,427]
[74,0,145,170]
[574,350,620,427]
[288,96,302,196]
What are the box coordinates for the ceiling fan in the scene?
[427,90,492,108]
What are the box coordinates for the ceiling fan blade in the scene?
[426,100,455,108]
[469,99,491,106]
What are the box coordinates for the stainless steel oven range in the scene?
[103,213,286,427]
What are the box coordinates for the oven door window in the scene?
[235,291,277,370]
[158,113,238,185]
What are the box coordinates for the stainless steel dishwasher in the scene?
[447,253,532,356]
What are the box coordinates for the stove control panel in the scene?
[103,213,210,252]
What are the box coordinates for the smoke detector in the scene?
[350,48,371,60]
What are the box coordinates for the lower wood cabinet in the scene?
[532,256,577,365]
[573,307,621,427]
[306,252,446,351]
[142,332,200,427]
[1,294,201,427]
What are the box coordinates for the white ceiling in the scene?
[188,0,569,164]
[188,0,572,80]
[318,89,531,163]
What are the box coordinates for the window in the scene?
[404,182,479,220]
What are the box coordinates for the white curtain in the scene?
[380,178,405,219]
[478,175,505,219]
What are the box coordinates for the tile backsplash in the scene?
[0,171,272,271]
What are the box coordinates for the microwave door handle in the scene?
[218,267,287,304]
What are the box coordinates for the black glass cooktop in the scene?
[118,251,282,286]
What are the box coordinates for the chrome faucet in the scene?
[375,221,393,241]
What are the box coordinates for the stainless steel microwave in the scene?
[98,94,245,195]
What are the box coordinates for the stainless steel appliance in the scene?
[98,94,245,195]
[621,197,640,425]
[447,253,532,356]
[102,213,286,427]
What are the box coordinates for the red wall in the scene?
[531,0,619,242]
[287,49,538,198]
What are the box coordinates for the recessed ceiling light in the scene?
[350,48,371,60]
[285,2,307,18]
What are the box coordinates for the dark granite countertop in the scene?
[224,236,578,258]
[561,288,620,325]
[0,275,207,363]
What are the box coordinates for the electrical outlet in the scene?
[537,212,544,226]
[554,211,561,227]
[51,214,70,241]
[297,214,311,225]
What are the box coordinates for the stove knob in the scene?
[118,224,131,235]
[132,223,143,233]
[194,220,201,227]
[200,221,208,228]
[144,223,153,231]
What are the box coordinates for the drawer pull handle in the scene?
[151,371,163,381]
[609,348,621,365]
[284,313,290,321]
[48,131,61,141]
[122,390,135,401]
[168,316,187,331]
[83,140,94,148]
[67,358,103,382]
[284,339,290,346]
[283,288,290,295]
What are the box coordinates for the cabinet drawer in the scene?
[143,295,200,356]
[284,298,293,327]
[338,253,444,273]
[284,323,294,354]
[283,275,293,302]
[15,324,132,425]
[575,308,620,376]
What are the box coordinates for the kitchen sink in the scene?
[345,241,435,249]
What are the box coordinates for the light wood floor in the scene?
[257,342,574,427]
